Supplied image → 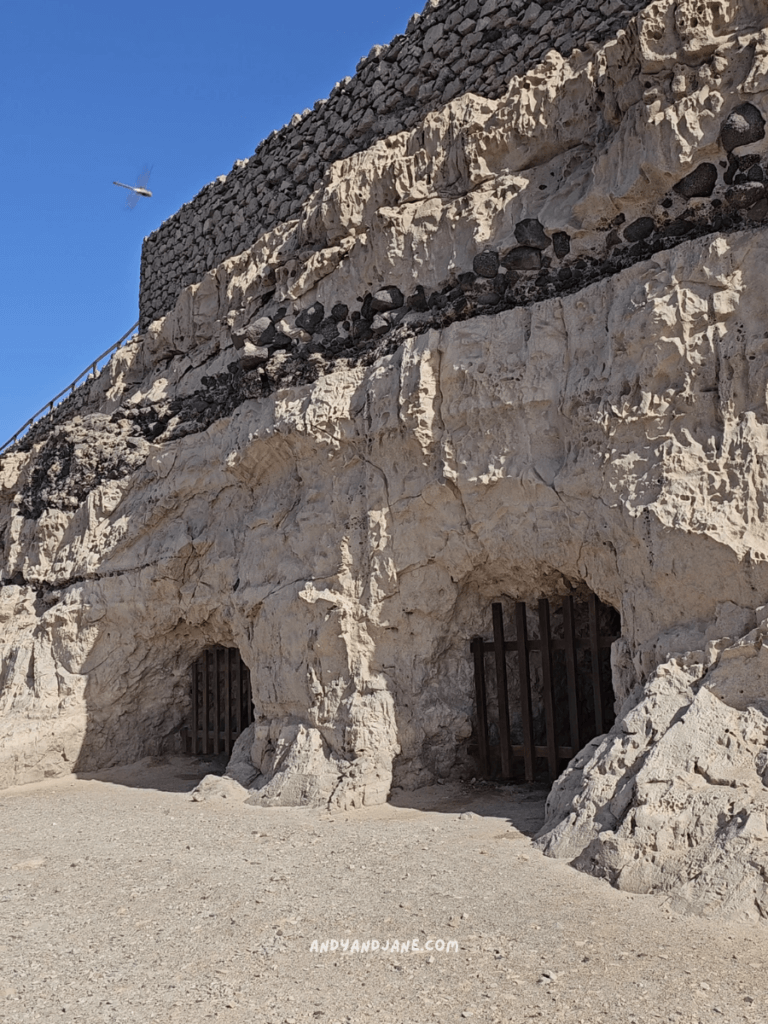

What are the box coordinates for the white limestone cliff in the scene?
[5,0,768,915]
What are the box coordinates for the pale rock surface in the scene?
[536,609,768,919]
[221,721,260,788]
[4,0,768,914]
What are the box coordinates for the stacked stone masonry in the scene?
[139,0,650,329]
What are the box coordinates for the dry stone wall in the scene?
[139,0,650,329]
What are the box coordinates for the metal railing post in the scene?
[0,321,140,456]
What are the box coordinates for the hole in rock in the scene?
[469,593,620,786]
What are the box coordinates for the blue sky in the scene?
[0,0,421,446]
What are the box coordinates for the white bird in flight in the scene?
[113,166,153,209]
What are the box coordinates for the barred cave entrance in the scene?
[182,646,254,757]
[470,593,620,784]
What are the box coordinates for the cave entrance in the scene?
[183,647,254,757]
[470,595,619,783]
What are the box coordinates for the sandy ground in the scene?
[1,756,767,1024]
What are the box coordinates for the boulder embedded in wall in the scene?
[370,286,404,313]
[727,182,767,209]
[514,219,549,250]
[407,286,429,312]
[295,302,325,332]
[720,102,766,152]
[623,217,655,242]
[673,162,718,198]
[502,247,541,271]
[551,231,571,259]
[472,250,500,278]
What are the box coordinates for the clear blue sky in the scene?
[0,0,421,446]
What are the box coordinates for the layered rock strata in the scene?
[139,0,651,328]
[5,0,768,916]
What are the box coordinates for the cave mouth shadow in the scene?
[388,780,549,838]
[73,641,254,793]
[75,752,230,794]
[385,586,621,835]
[466,590,620,790]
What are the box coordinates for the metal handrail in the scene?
[0,322,140,457]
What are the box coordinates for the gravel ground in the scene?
[1,755,767,1024]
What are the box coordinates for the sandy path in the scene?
[1,756,766,1024]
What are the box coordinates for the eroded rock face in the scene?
[535,608,768,920]
[6,227,768,816]
[4,0,768,911]
[138,0,654,329]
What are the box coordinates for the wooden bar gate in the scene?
[186,646,254,756]
[470,595,618,782]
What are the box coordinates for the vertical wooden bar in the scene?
[515,602,535,783]
[471,637,490,778]
[242,659,249,726]
[234,652,243,737]
[213,648,221,754]
[588,593,605,735]
[225,648,232,755]
[190,660,198,756]
[247,664,254,725]
[492,603,512,779]
[201,650,209,755]
[538,598,559,781]
[562,597,580,755]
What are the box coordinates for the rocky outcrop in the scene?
[535,606,768,920]
[6,221,768,813]
[69,2,764,464]
[139,0,652,329]
[5,0,768,913]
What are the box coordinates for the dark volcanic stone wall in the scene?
[139,0,650,330]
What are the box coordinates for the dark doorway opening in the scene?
[183,646,254,757]
[470,594,619,783]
